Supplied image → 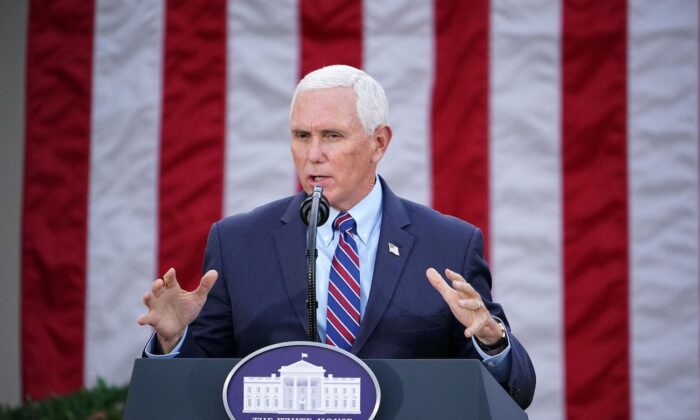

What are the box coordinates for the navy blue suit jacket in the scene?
[174,178,535,408]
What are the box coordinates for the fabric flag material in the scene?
[20,0,699,418]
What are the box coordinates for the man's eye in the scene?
[325,132,341,139]
[294,132,309,139]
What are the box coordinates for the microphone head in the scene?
[300,188,330,226]
[316,194,330,225]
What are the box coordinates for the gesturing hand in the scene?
[137,268,218,353]
[426,267,502,345]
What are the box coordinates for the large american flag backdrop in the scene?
[21,0,699,418]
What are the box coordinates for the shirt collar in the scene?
[319,175,383,246]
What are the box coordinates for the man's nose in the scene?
[307,136,325,162]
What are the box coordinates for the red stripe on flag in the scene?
[432,0,490,255]
[21,0,95,399]
[297,0,363,191]
[158,0,226,290]
[299,0,362,76]
[562,1,630,419]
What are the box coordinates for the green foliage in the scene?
[0,379,127,420]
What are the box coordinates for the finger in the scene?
[194,269,219,298]
[448,275,480,300]
[465,319,485,339]
[458,298,483,312]
[426,268,455,299]
[444,268,466,282]
[163,267,177,289]
[445,269,475,292]
[143,291,153,306]
[151,279,164,294]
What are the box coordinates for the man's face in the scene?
[291,87,390,211]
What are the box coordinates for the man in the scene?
[138,65,536,409]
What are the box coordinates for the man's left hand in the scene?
[426,267,503,345]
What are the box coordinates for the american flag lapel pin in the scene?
[388,242,400,256]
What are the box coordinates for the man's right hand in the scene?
[137,268,218,354]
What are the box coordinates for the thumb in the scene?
[195,269,219,298]
[163,267,178,289]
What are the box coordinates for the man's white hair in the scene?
[291,65,389,135]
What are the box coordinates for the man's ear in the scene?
[371,124,392,163]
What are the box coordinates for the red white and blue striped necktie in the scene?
[326,212,361,351]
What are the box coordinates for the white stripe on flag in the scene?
[86,0,164,386]
[628,1,700,418]
[364,0,433,206]
[489,1,564,419]
[224,0,299,216]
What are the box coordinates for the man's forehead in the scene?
[290,87,360,127]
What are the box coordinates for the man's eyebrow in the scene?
[320,128,344,135]
[291,128,346,135]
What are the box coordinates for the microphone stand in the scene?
[304,185,324,342]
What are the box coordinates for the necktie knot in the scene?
[333,212,356,235]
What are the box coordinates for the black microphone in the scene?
[299,185,329,342]
[300,186,330,226]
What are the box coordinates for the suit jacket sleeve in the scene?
[177,222,237,357]
[460,227,536,409]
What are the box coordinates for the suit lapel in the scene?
[352,179,414,354]
[274,192,310,337]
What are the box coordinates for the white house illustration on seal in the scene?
[242,353,361,415]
